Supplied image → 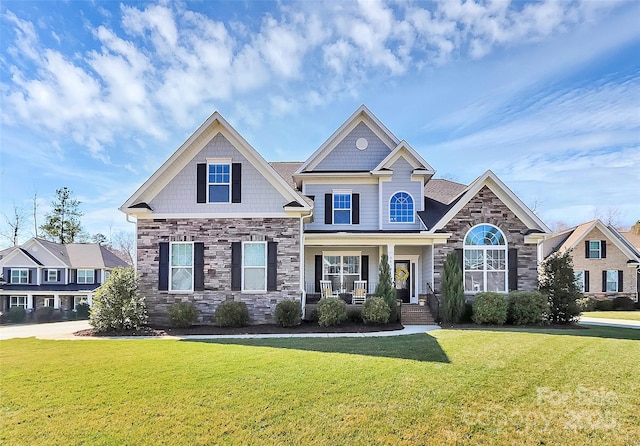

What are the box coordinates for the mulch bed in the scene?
[74,321,405,337]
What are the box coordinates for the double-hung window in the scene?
[574,270,585,292]
[77,269,94,284]
[44,297,55,307]
[170,243,193,292]
[47,269,58,282]
[605,270,619,292]
[463,224,508,293]
[390,192,414,223]
[588,241,601,259]
[11,269,28,284]
[10,296,27,308]
[208,163,231,203]
[333,193,351,224]
[243,242,267,292]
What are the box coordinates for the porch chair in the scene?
[352,280,367,304]
[319,280,334,299]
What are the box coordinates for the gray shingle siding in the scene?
[304,183,379,230]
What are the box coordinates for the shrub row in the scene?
[577,296,637,312]
[472,291,549,326]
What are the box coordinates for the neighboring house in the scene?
[121,105,551,324]
[0,238,129,312]
[542,220,640,302]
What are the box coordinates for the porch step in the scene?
[400,304,436,325]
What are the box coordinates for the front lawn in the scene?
[1,326,639,445]
[582,311,640,321]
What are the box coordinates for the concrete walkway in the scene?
[578,316,640,329]
[0,320,439,341]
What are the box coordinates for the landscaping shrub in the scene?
[472,292,508,325]
[168,302,199,328]
[538,251,581,324]
[576,296,597,312]
[347,308,363,323]
[8,307,27,324]
[460,302,474,324]
[36,306,55,322]
[595,299,614,311]
[611,297,635,311]
[0,312,6,324]
[215,301,249,327]
[317,297,348,327]
[375,254,398,322]
[89,266,148,332]
[361,296,391,324]
[75,303,90,319]
[274,299,302,327]
[508,291,549,325]
[441,251,465,323]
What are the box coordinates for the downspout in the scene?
[299,210,314,318]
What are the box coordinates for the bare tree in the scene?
[112,230,135,264]
[32,188,39,238]
[550,221,570,232]
[1,204,27,246]
[592,207,623,229]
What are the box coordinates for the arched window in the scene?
[463,224,508,293]
[390,192,414,223]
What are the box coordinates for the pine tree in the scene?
[375,254,397,322]
[539,250,581,324]
[441,251,465,323]
[40,187,83,244]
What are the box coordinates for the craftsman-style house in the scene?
[121,106,551,324]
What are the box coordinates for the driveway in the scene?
[0,320,91,340]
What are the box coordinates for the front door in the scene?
[394,261,410,303]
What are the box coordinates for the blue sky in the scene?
[1,0,638,248]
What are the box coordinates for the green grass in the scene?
[2,326,639,445]
[582,311,640,321]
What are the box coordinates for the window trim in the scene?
[588,240,601,259]
[332,191,352,225]
[11,268,29,284]
[389,191,415,224]
[605,270,619,292]
[44,297,55,308]
[77,269,95,285]
[463,224,508,294]
[47,269,58,282]
[574,270,585,293]
[242,241,267,293]
[10,295,27,308]
[169,242,194,293]
[207,159,232,204]
[104,270,111,283]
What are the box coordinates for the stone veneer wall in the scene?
[137,217,301,325]
[432,186,539,295]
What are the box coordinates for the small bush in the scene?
[611,297,635,311]
[36,306,55,322]
[347,309,363,323]
[576,296,597,312]
[362,296,391,324]
[595,299,614,311]
[317,297,348,327]
[508,291,549,325]
[8,307,27,324]
[274,300,302,327]
[472,292,508,325]
[75,303,90,319]
[460,302,474,324]
[168,302,199,328]
[215,301,249,327]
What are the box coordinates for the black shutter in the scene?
[325,194,332,224]
[28,269,33,284]
[585,240,590,258]
[454,249,464,273]
[231,242,241,291]
[584,271,590,292]
[267,242,277,291]
[56,270,61,282]
[194,242,204,291]
[602,270,607,292]
[70,269,77,284]
[361,255,369,282]
[508,248,518,291]
[232,163,242,203]
[197,163,207,203]
[158,242,169,291]
[618,270,623,292]
[601,240,606,259]
[315,255,322,292]
[352,193,360,225]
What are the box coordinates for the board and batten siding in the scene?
[150,133,289,214]
[381,157,424,231]
[314,122,392,171]
[304,183,379,231]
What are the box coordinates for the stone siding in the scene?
[137,217,301,324]
[433,186,539,294]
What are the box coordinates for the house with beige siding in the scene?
[542,220,640,301]
[121,105,552,324]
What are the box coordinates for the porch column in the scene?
[386,244,395,278]
[27,294,34,310]
[54,294,60,309]
[87,292,93,306]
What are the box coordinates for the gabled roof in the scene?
[121,111,311,213]
[372,140,435,175]
[295,105,400,173]
[548,220,640,262]
[424,170,551,233]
